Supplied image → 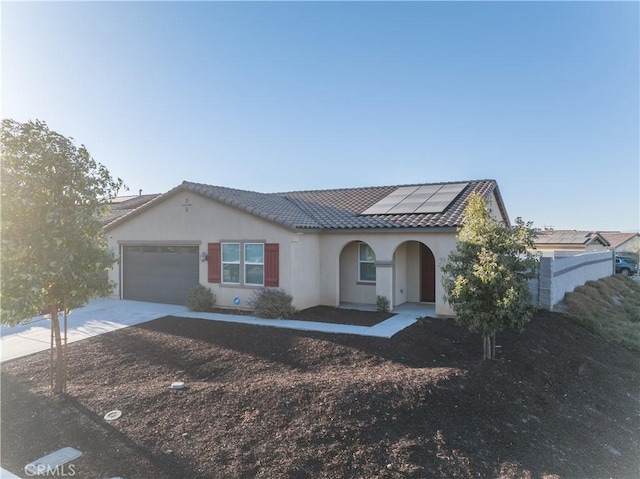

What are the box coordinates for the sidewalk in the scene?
[1,299,428,363]
[178,307,421,338]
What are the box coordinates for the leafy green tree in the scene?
[1,119,123,392]
[441,193,538,359]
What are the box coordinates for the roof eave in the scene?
[301,225,461,234]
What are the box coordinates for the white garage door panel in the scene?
[123,245,199,305]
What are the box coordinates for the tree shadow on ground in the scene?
[0,372,204,479]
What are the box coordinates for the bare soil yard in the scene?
[1,308,638,479]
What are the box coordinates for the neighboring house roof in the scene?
[103,194,161,225]
[533,230,611,248]
[599,232,640,250]
[105,179,508,232]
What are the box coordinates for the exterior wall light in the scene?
[200,252,208,262]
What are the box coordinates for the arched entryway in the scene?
[338,240,377,306]
[393,241,436,305]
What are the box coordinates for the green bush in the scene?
[248,288,297,319]
[376,295,390,313]
[186,285,216,312]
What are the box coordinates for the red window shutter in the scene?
[264,243,279,287]
[208,243,221,283]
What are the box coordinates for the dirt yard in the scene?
[1,308,638,478]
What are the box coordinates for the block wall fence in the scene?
[528,251,614,310]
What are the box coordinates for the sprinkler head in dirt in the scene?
[104,410,122,421]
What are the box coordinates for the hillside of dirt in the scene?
[1,308,638,478]
[563,274,640,352]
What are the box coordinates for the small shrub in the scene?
[248,288,297,319]
[376,295,390,313]
[416,315,434,327]
[186,285,216,312]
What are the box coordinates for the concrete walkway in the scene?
[1,299,432,363]
[179,303,428,339]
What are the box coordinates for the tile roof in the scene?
[176,179,505,230]
[599,232,640,250]
[181,183,320,229]
[103,194,160,225]
[533,230,610,247]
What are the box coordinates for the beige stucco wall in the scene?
[289,233,321,309]
[106,191,303,309]
[488,190,506,223]
[615,236,640,255]
[393,242,408,305]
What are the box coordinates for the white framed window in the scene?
[244,243,265,286]
[358,242,376,283]
[222,243,240,284]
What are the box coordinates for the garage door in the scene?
[123,245,200,305]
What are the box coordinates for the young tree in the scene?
[1,119,123,393]
[441,193,538,359]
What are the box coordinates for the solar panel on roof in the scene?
[361,182,468,215]
[386,199,430,214]
[438,183,468,193]
[361,186,418,214]
[414,185,441,196]
[417,200,454,213]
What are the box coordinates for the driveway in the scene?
[0,299,187,363]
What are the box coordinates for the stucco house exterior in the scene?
[104,179,509,316]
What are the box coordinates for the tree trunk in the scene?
[482,334,489,360]
[49,305,64,394]
[62,307,68,393]
[491,332,496,359]
[482,333,497,360]
[49,320,54,391]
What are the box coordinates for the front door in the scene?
[420,244,436,303]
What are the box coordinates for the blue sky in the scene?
[3,1,639,232]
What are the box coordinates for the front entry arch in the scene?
[392,240,437,306]
[338,240,377,306]
[420,243,436,303]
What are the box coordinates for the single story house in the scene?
[104,179,509,316]
[599,232,640,257]
[533,230,611,256]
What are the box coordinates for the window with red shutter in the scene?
[209,242,278,287]
[264,243,279,287]
[208,243,221,283]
